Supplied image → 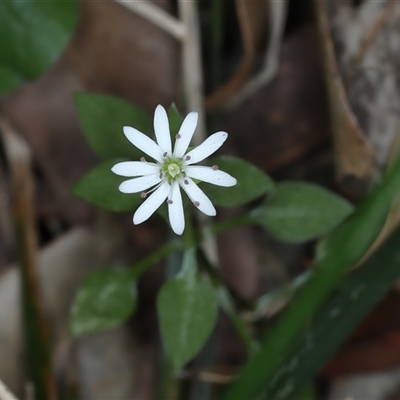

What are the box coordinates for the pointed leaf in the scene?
[74,92,152,160]
[201,156,275,206]
[0,0,77,94]
[70,269,137,336]
[71,159,141,211]
[158,275,218,368]
[252,182,354,243]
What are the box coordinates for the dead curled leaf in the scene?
[205,0,269,112]
[314,0,377,197]
[315,1,400,198]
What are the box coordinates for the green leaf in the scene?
[224,156,400,400]
[168,104,184,139]
[74,92,152,160]
[0,0,77,94]
[201,156,275,207]
[71,159,141,212]
[264,226,400,399]
[70,269,137,336]
[252,182,354,243]
[157,266,218,368]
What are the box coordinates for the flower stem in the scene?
[126,240,183,279]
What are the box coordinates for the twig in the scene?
[115,0,184,40]
[0,379,19,400]
[225,0,288,110]
[177,0,220,268]
[178,0,206,145]
[114,0,204,130]
[0,117,57,400]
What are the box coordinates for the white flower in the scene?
[111,104,237,235]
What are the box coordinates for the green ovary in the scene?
[168,163,180,178]
[162,158,184,182]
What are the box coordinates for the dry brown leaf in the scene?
[205,0,269,112]
[221,25,330,173]
[0,60,95,224]
[314,0,377,197]
[322,291,400,377]
[67,0,180,111]
[315,1,400,196]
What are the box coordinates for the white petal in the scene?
[180,178,216,216]
[123,126,163,162]
[168,182,185,235]
[154,105,172,154]
[185,166,237,187]
[111,161,160,177]
[173,112,198,158]
[184,131,228,165]
[133,181,170,225]
[118,174,162,193]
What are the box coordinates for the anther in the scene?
[140,157,146,162]
[176,133,181,139]
[185,155,191,161]
[184,179,189,185]
[167,199,173,204]
[141,192,147,199]
[163,152,168,157]
[159,172,163,179]
[212,165,219,170]
[194,201,200,207]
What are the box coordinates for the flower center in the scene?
[168,163,180,178]
[162,157,184,182]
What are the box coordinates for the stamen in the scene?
[184,179,189,185]
[212,165,219,170]
[140,157,146,162]
[185,155,191,161]
[194,201,200,207]
[141,181,164,198]
[159,172,163,179]
[176,133,181,139]
[163,152,168,157]
[167,199,173,204]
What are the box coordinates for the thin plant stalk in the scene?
[0,118,57,400]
